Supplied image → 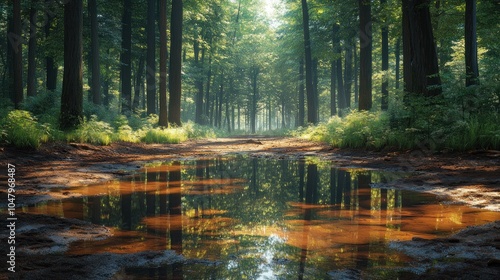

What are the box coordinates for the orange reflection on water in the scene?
[143,215,236,233]
[64,178,246,198]
[67,181,177,196]
[68,229,168,255]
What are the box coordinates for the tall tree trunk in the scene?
[298,59,305,127]
[120,0,132,114]
[237,104,241,130]
[402,0,442,96]
[465,0,479,86]
[395,38,401,89]
[353,40,359,103]
[231,105,235,131]
[359,0,373,111]
[45,22,57,91]
[133,54,145,113]
[344,42,353,108]
[6,12,12,100]
[226,78,232,133]
[168,0,183,126]
[103,48,111,108]
[27,5,37,97]
[333,24,345,114]
[205,43,212,125]
[312,58,319,121]
[212,72,217,127]
[194,31,204,124]
[330,60,337,116]
[268,99,272,131]
[159,0,169,127]
[283,100,287,128]
[381,0,389,110]
[301,0,317,124]
[89,0,101,104]
[10,0,22,107]
[45,1,57,92]
[60,0,83,130]
[217,72,223,128]
[146,0,156,115]
[250,67,259,134]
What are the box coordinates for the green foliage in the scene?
[67,115,114,145]
[0,110,53,149]
[181,122,219,139]
[298,111,390,149]
[114,124,140,143]
[299,83,500,151]
[22,90,61,126]
[141,127,187,144]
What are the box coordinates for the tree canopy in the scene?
[1,0,499,150]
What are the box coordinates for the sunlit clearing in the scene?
[261,0,283,28]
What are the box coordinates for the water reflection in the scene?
[24,156,500,278]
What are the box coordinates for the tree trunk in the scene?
[10,0,23,107]
[194,31,204,124]
[146,0,156,115]
[353,40,359,104]
[120,0,132,114]
[168,0,183,126]
[133,54,145,113]
[237,104,241,130]
[268,99,272,131]
[27,5,37,97]
[217,72,223,128]
[381,0,389,110]
[402,0,442,96]
[89,0,101,104]
[281,100,286,129]
[330,60,337,116]
[359,0,372,111]
[395,38,401,89]
[226,78,232,133]
[312,58,319,121]
[45,2,57,92]
[344,42,353,108]
[333,24,345,114]
[205,43,213,125]
[103,48,111,108]
[298,59,305,127]
[6,12,12,100]
[250,67,259,134]
[301,0,317,124]
[60,0,83,130]
[159,0,169,127]
[465,0,479,86]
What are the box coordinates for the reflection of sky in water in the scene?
[22,156,500,278]
[257,234,285,280]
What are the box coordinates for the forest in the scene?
[1,0,498,151]
[1,1,500,279]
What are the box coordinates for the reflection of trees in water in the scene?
[34,156,497,278]
[299,162,318,280]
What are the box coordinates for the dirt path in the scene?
[1,136,499,210]
[0,136,499,279]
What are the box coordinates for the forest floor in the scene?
[0,136,499,279]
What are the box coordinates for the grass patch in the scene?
[67,115,114,145]
[297,111,390,149]
[0,110,53,149]
[141,127,187,144]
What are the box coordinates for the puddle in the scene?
[23,156,500,278]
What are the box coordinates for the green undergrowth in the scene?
[0,108,221,148]
[0,110,55,149]
[297,89,500,151]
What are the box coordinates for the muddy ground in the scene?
[0,136,499,279]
